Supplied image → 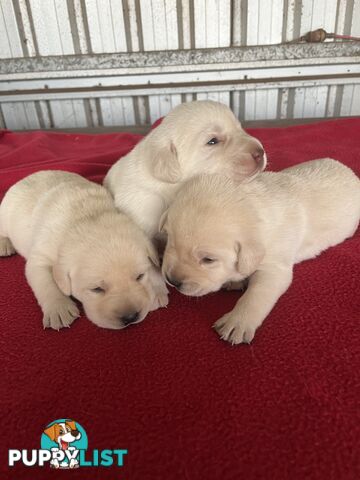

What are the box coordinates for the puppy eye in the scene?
[201,257,216,264]
[59,430,64,435]
[136,273,144,281]
[207,137,219,145]
[91,286,105,293]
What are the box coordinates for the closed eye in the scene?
[201,257,217,264]
[91,286,105,293]
[207,137,219,145]
[136,273,144,281]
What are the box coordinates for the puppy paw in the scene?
[222,279,248,291]
[0,236,16,257]
[213,311,256,345]
[42,297,80,330]
[150,290,169,311]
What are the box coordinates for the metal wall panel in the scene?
[0,0,359,129]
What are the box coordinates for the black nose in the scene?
[166,275,182,289]
[121,311,140,326]
[71,429,79,437]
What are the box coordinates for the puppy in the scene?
[44,420,81,469]
[104,100,266,238]
[162,159,360,344]
[0,171,168,330]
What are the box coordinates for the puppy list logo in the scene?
[9,419,127,469]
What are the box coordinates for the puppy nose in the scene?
[71,429,79,437]
[166,275,182,289]
[251,147,265,165]
[121,311,140,325]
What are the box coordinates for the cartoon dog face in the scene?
[44,420,81,450]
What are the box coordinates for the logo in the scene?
[9,419,127,469]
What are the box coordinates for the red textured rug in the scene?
[0,119,359,480]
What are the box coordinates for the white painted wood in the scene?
[18,0,37,56]
[29,0,74,55]
[140,0,178,51]
[85,0,127,53]
[284,0,295,42]
[349,85,360,115]
[279,88,289,119]
[194,0,231,48]
[121,97,136,125]
[1,103,27,129]
[0,1,23,58]
[135,96,148,124]
[244,89,278,120]
[232,0,242,46]
[244,90,256,120]
[247,0,283,45]
[38,100,52,128]
[87,98,99,126]
[74,0,89,53]
[300,0,314,36]
[351,0,360,36]
[23,101,41,128]
[99,98,113,126]
[50,99,87,128]
[326,85,337,116]
[1,102,40,129]
[0,5,13,59]
[126,0,140,52]
[181,0,192,49]
[293,85,328,118]
[341,85,360,116]
[231,91,241,118]
[247,0,283,119]
[335,0,347,34]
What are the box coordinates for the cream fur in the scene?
[104,100,266,238]
[162,158,360,344]
[0,171,168,330]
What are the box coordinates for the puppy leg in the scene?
[222,278,248,291]
[0,236,16,256]
[214,265,293,344]
[149,268,169,311]
[25,258,79,330]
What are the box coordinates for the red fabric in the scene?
[0,119,359,480]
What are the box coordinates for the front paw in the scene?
[213,311,256,345]
[150,290,169,311]
[222,279,248,291]
[42,297,80,330]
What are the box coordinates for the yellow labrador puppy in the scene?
[162,159,360,344]
[104,100,266,238]
[0,171,168,330]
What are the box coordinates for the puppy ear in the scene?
[44,424,57,442]
[66,420,76,431]
[235,241,265,277]
[158,209,168,233]
[53,263,72,296]
[149,142,181,183]
[147,241,160,268]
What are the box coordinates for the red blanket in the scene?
[0,119,359,480]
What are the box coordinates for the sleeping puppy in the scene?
[162,159,360,344]
[104,100,266,238]
[0,171,168,330]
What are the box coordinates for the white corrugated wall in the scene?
[0,0,359,129]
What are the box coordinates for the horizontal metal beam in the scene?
[1,42,360,77]
[2,76,359,102]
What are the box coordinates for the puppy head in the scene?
[147,100,266,184]
[53,213,162,329]
[161,176,265,296]
[44,421,80,445]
